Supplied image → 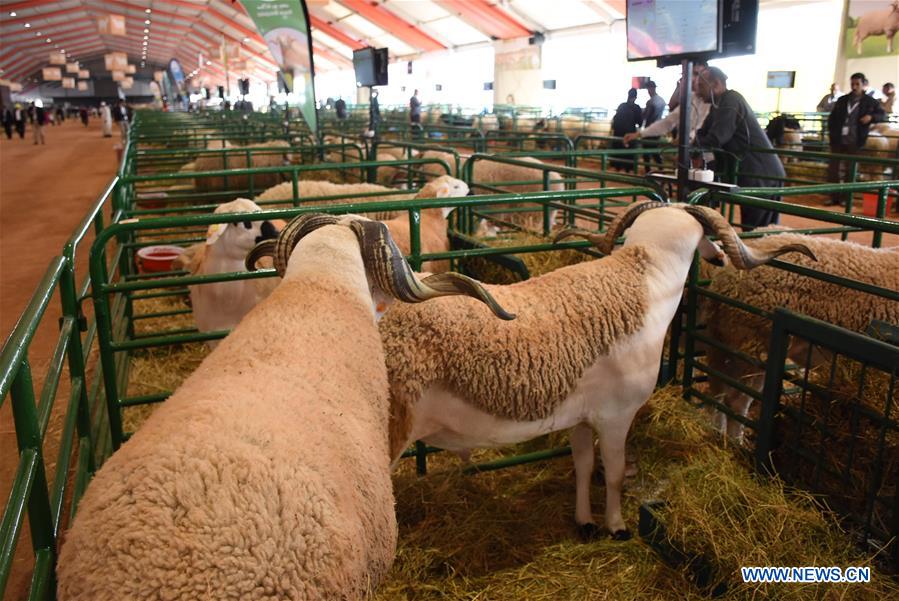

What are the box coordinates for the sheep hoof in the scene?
[575,522,603,541]
[611,528,632,541]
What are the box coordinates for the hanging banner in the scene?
[154,70,165,82]
[42,67,62,81]
[221,42,242,61]
[121,77,134,89]
[97,14,127,36]
[241,0,317,135]
[846,1,899,57]
[66,62,79,74]
[77,81,89,91]
[126,64,136,74]
[105,52,128,71]
[49,52,66,65]
[78,69,90,78]
[62,77,75,89]
[112,70,126,82]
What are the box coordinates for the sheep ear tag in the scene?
[206,223,227,245]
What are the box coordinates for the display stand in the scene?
[675,59,693,202]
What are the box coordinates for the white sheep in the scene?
[701,233,899,442]
[380,175,469,273]
[854,0,899,54]
[57,213,513,601]
[254,179,418,220]
[179,198,279,348]
[380,201,814,540]
[470,156,565,231]
[193,140,294,191]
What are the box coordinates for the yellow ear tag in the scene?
[206,223,227,245]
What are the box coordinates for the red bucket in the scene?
[861,192,896,217]
[137,245,184,273]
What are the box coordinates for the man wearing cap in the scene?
[695,66,785,229]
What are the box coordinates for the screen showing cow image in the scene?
[627,0,720,60]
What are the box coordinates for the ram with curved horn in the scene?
[380,201,815,541]
[57,213,512,600]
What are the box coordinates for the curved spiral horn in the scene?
[348,219,515,320]
[598,200,670,254]
[679,204,817,269]
[244,213,340,275]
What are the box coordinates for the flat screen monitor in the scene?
[627,0,721,61]
[656,0,758,66]
[353,47,388,87]
[767,70,796,89]
[721,0,758,58]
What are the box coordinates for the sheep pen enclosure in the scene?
[1,111,898,601]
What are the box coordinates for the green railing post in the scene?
[59,254,94,473]
[681,254,701,394]
[874,187,888,248]
[91,251,125,450]
[9,360,56,584]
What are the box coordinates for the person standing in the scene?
[369,90,381,135]
[641,81,667,171]
[13,103,26,139]
[2,104,13,140]
[826,72,887,207]
[881,82,896,114]
[113,100,129,142]
[32,101,46,145]
[610,88,644,172]
[817,83,841,112]
[334,97,347,120]
[695,67,785,229]
[79,106,89,127]
[623,66,711,162]
[100,102,113,137]
[409,89,422,124]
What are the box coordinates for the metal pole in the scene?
[676,59,693,202]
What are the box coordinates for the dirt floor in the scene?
[0,116,119,600]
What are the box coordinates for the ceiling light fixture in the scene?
[145,19,151,25]
[24,22,30,28]
[46,38,51,43]
[10,11,16,16]
[146,8,152,14]
[144,28,149,33]
[143,35,148,39]
[206,60,211,65]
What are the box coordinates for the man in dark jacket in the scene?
[642,81,666,170]
[334,97,347,120]
[826,72,887,207]
[695,67,785,229]
[1,105,12,140]
[611,88,644,172]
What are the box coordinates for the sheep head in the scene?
[245,212,515,320]
[416,176,469,218]
[206,198,279,262]
[554,201,817,269]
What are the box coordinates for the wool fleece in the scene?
[58,228,398,601]
[381,244,651,458]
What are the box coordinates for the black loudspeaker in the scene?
[238,78,250,95]
[217,85,225,98]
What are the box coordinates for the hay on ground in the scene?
[461,229,595,284]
